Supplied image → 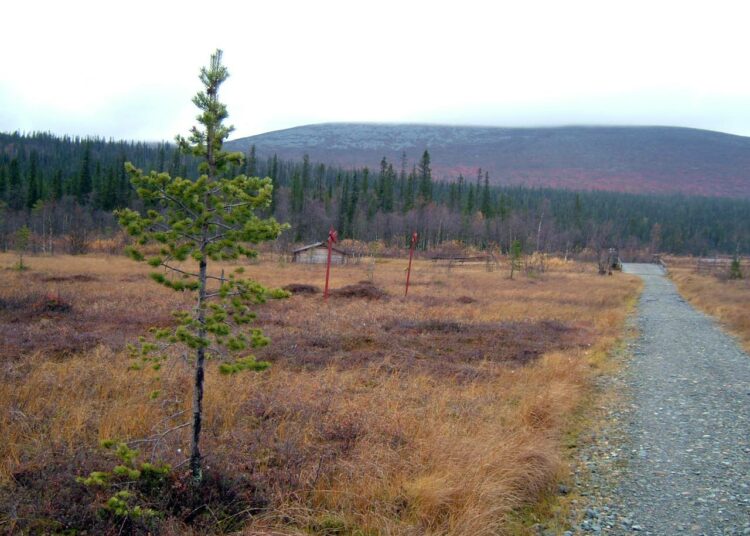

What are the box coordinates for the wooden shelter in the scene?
[292,242,350,265]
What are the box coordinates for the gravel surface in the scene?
[562,264,750,535]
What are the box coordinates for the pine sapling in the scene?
[15,225,31,270]
[509,239,522,280]
[116,49,289,484]
[729,254,743,280]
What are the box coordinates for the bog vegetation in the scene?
[0,252,640,534]
[0,49,693,536]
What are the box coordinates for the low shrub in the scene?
[330,282,388,300]
[282,283,321,294]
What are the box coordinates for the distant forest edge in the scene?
[0,131,748,256]
[226,123,750,198]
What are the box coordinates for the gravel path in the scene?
[571,263,750,535]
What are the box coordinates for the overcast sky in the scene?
[3,0,750,141]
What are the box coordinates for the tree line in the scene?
[1,130,748,255]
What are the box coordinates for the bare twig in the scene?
[152,409,188,432]
[151,421,191,461]
[162,263,225,281]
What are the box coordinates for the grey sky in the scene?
[3,0,750,141]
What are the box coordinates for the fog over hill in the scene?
[226,124,750,198]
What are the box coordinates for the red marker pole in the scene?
[324,227,337,302]
[405,231,418,297]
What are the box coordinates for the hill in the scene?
[226,124,750,198]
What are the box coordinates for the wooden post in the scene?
[405,231,417,297]
[324,227,337,302]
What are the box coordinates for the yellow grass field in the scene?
[667,258,750,353]
[0,252,640,535]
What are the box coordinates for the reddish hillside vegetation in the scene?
[226,123,750,198]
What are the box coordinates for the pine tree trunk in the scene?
[190,257,207,482]
[191,65,218,485]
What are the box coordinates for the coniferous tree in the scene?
[480,173,492,217]
[730,245,743,280]
[117,154,131,206]
[8,158,23,210]
[157,144,166,172]
[51,169,63,200]
[314,163,325,201]
[26,151,40,209]
[404,166,416,212]
[0,165,7,201]
[509,239,522,279]
[247,145,257,177]
[384,163,395,212]
[465,183,475,214]
[347,172,359,235]
[361,167,369,196]
[78,143,93,203]
[14,225,31,270]
[169,149,181,178]
[378,157,388,207]
[417,149,432,205]
[338,173,350,236]
[290,169,303,213]
[301,154,310,192]
[116,50,287,483]
[448,182,459,211]
[269,154,279,211]
[574,193,583,229]
[99,167,117,210]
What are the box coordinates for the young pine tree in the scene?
[729,247,743,280]
[116,50,288,484]
[509,239,522,280]
[15,225,31,270]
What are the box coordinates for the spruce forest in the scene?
[1,130,748,255]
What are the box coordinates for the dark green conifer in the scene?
[338,173,350,235]
[347,172,359,236]
[78,143,92,203]
[51,169,64,200]
[404,166,416,212]
[0,164,7,201]
[8,158,23,210]
[417,149,432,205]
[481,172,492,217]
[302,154,310,192]
[291,169,303,213]
[247,145,257,177]
[26,151,40,209]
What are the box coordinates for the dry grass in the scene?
[0,253,640,535]
[667,257,750,353]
